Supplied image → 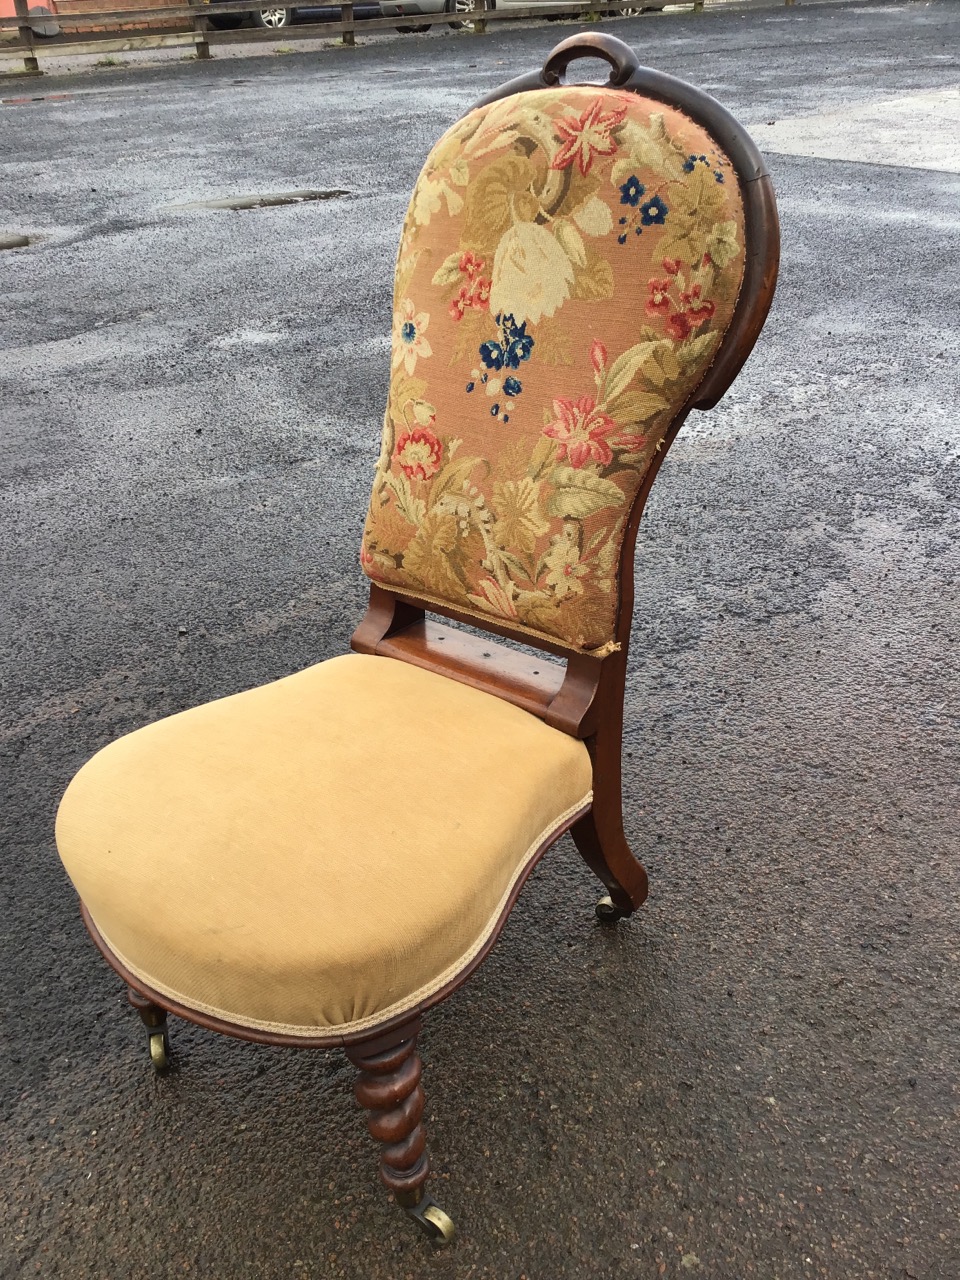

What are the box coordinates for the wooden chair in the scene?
[55,33,779,1244]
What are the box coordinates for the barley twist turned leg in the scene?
[345,1030,454,1243]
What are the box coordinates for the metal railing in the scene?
[0,0,794,75]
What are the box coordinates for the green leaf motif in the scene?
[547,468,625,519]
[432,251,463,288]
[705,220,740,269]
[386,471,426,527]
[572,253,614,302]
[603,341,661,406]
[677,332,718,367]
[555,220,587,268]
[607,388,670,424]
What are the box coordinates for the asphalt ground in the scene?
[2,2,959,1276]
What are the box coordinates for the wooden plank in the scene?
[0,28,199,53]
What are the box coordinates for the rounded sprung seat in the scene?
[55,654,593,1038]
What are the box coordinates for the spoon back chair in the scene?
[55,33,779,1243]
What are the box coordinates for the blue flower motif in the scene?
[465,381,475,393]
[505,333,533,369]
[640,196,668,226]
[491,403,500,417]
[479,340,504,371]
[714,171,724,184]
[503,376,522,398]
[682,158,696,173]
[619,175,645,207]
[502,414,510,424]
[401,320,417,343]
[617,233,627,246]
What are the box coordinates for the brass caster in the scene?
[595,895,629,923]
[148,1030,169,1072]
[404,1196,455,1245]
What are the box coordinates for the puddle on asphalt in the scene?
[166,189,349,212]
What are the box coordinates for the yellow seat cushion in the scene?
[55,654,592,1037]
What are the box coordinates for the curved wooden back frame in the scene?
[352,33,781,917]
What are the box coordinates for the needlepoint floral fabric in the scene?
[362,86,746,651]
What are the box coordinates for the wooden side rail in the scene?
[351,584,604,737]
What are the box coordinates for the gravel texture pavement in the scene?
[2,2,959,1276]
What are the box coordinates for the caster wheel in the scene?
[148,1030,169,1071]
[405,1196,455,1244]
[595,895,628,923]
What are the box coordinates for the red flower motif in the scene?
[470,276,492,308]
[617,431,648,453]
[543,396,618,469]
[459,251,485,279]
[394,426,443,481]
[449,285,471,322]
[662,258,681,276]
[701,252,713,268]
[646,277,673,317]
[550,98,628,177]
[450,275,491,322]
[680,283,716,326]
[590,339,608,376]
[666,311,692,341]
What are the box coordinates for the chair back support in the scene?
[361,40,771,656]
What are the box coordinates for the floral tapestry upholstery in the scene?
[362,85,746,652]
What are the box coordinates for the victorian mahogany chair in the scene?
[55,34,779,1244]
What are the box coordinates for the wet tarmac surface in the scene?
[2,2,959,1276]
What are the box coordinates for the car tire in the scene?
[444,0,472,28]
[452,0,492,29]
[251,6,292,27]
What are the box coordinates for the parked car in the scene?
[379,0,469,33]
[379,0,665,32]
[207,0,379,30]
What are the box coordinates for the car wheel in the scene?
[449,0,492,29]
[251,6,292,27]
[444,0,472,28]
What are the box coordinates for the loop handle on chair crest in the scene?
[541,33,641,89]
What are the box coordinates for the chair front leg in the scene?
[345,1023,454,1244]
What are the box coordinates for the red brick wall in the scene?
[54,0,187,34]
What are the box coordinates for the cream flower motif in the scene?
[489,222,574,326]
[392,298,433,376]
[543,523,589,599]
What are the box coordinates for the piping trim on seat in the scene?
[91,791,593,1039]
